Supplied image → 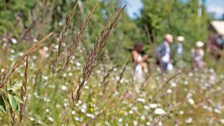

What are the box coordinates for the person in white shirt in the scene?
[132,42,148,91]
[156,34,174,73]
[191,41,205,69]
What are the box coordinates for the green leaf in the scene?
[14,95,23,104]
[0,95,6,113]
[8,94,18,111]
[8,81,23,92]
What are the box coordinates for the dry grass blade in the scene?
[57,0,78,58]
[0,32,54,88]
[63,4,98,70]
[72,5,126,102]
[116,57,130,89]
[51,1,78,73]
[20,56,29,123]
[150,102,181,126]
[101,66,116,93]
[161,70,183,88]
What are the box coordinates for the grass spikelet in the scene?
[72,5,126,102]
[57,1,78,58]
[63,4,98,70]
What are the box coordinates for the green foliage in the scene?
[8,93,18,111]
[0,95,6,113]
[0,0,35,34]
[138,0,211,63]
[140,0,209,47]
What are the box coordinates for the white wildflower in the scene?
[76,62,81,67]
[33,38,38,43]
[71,110,75,115]
[116,76,120,81]
[214,108,221,114]
[45,108,49,113]
[1,69,5,73]
[61,85,67,91]
[220,119,224,124]
[48,116,54,122]
[133,120,138,126]
[86,113,94,119]
[10,49,15,53]
[186,93,192,98]
[188,72,193,77]
[185,117,192,124]
[141,115,146,120]
[149,103,158,108]
[19,52,24,56]
[209,68,215,73]
[81,108,86,113]
[158,122,163,126]
[54,45,59,49]
[154,108,165,115]
[129,110,133,114]
[43,76,49,80]
[11,38,17,44]
[146,122,151,126]
[37,120,43,124]
[132,106,138,111]
[171,82,177,87]
[64,102,68,107]
[144,105,150,110]
[81,104,87,110]
[32,55,37,60]
[63,73,67,77]
[105,121,109,125]
[56,104,61,108]
[119,118,123,122]
[74,117,80,121]
[179,110,184,115]
[136,98,145,103]
[58,21,63,26]
[188,98,195,105]
[30,117,34,121]
[113,68,118,72]
[68,72,73,77]
[84,85,89,89]
[184,81,188,85]
[167,89,172,94]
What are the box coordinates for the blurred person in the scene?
[176,36,184,60]
[156,34,174,73]
[191,41,205,69]
[131,42,148,91]
[174,36,187,70]
[208,34,224,61]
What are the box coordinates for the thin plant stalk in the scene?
[20,56,29,123]
[72,5,126,102]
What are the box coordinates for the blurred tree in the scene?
[139,0,209,61]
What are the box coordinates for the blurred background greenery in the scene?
[0,0,216,64]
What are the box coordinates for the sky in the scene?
[123,0,224,19]
[207,0,224,19]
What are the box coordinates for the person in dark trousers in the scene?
[156,34,174,73]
